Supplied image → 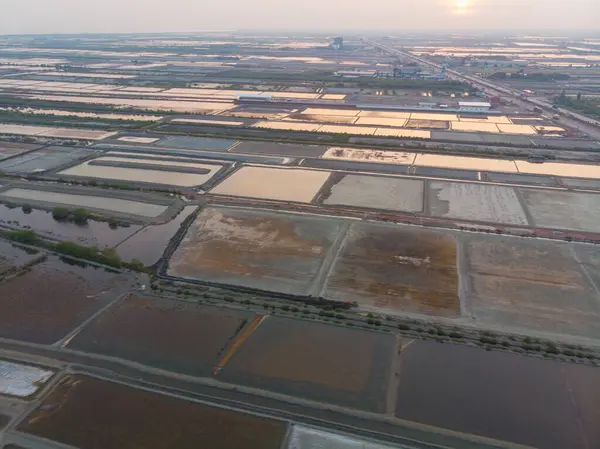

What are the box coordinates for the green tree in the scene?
[52,206,69,221]
[6,229,39,244]
[71,208,89,224]
[128,258,145,271]
[100,247,122,268]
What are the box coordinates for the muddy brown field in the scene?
[0,257,129,344]
[465,237,600,338]
[324,222,460,317]
[220,316,395,412]
[404,119,449,129]
[19,375,287,449]
[396,340,600,449]
[69,295,255,376]
[168,207,344,295]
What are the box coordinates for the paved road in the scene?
[369,41,600,141]
[0,341,527,449]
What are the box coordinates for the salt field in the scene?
[211,166,330,202]
[0,188,168,217]
[0,360,54,398]
[428,181,529,225]
[287,425,399,449]
[58,155,223,187]
[0,123,116,140]
[323,175,424,213]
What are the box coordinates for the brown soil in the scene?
[169,208,339,292]
[0,258,128,344]
[326,224,460,316]
[466,239,584,286]
[69,295,254,376]
[19,375,287,449]
[225,317,376,393]
[405,119,449,129]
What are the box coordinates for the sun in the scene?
[452,0,472,15]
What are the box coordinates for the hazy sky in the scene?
[0,0,597,34]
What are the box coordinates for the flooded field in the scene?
[520,189,600,233]
[69,295,255,377]
[0,146,93,174]
[116,206,197,265]
[464,236,600,339]
[19,375,287,449]
[211,167,330,203]
[0,360,54,398]
[156,136,236,151]
[324,222,460,316]
[0,142,40,160]
[232,141,326,158]
[428,181,529,225]
[168,207,345,295]
[0,257,129,343]
[59,155,223,187]
[322,174,424,213]
[396,340,600,449]
[0,188,169,218]
[0,204,140,247]
[221,317,394,412]
[0,240,40,275]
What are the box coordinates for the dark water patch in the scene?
[396,340,600,449]
[0,205,141,248]
[18,375,287,449]
[116,206,197,266]
[0,256,131,344]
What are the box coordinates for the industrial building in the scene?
[332,37,344,50]
[458,101,492,112]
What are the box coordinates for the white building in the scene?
[458,101,491,112]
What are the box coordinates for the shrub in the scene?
[5,229,39,244]
[52,206,69,220]
[71,208,90,224]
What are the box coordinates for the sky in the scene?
[0,0,597,34]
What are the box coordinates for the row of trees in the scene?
[3,229,145,271]
[556,90,600,118]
